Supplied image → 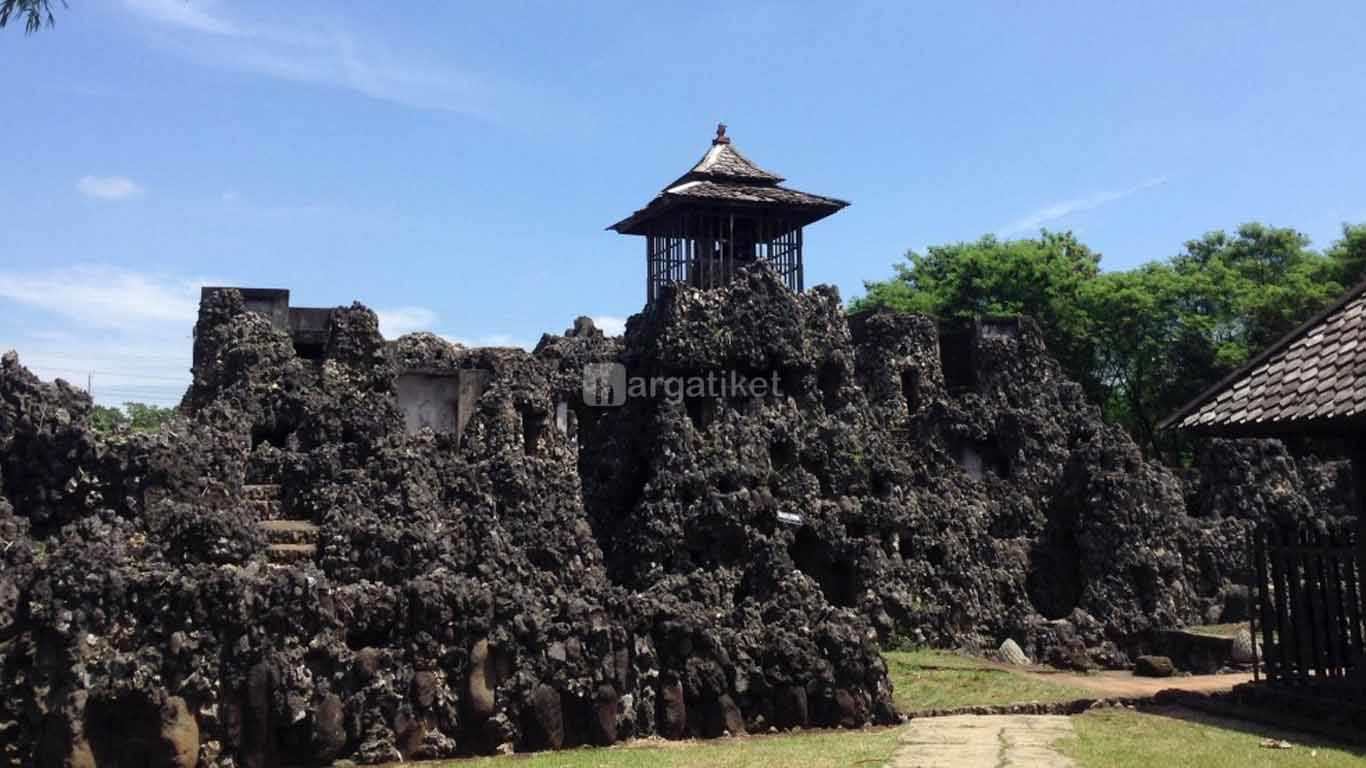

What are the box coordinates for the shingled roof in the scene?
[1161,278,1366,437]
[608,124,848,235]
[675,140,783,183]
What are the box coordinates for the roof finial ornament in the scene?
[713,122,730,145]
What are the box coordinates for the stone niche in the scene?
[396,369,490,443]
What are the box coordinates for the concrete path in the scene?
[891,715,1075,768]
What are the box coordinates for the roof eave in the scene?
[1158,275,1366,433]
[608,193,849,235]
[1174,411,1366,439]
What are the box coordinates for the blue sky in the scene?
[2,1,1364,405]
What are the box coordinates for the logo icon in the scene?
[582,363,627,407]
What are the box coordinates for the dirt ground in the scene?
[1024,669,1252,698]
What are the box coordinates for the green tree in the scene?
[854,222,1350,460]
[124,402,176,431]
[1326,223,1366,286]
[0,0,61,33]
[88,402,176,435]
[1173,223,1340,353]
[89,404,130,434]
[853,231,1103,397]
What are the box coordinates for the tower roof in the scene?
[608,124,848,235]
[676,134,783,183]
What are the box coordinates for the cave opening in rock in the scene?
[790,526,856,607]
[900,368,921,415]
[83,692,161,765]
[684,396,717,431]
[938,326,975,391]
[293,340,327,360]
[779,367,803,401]
[555,401,579,448]
[251,422,292,451]
[770,437,798,471]
[1025,532,1085,620]
[521,407,548,455]
[954,439,1011,481]
[818,361,842,414]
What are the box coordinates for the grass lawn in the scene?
[415,728,901,768]
[1063,708,1366,768]
[884,649,1093,712]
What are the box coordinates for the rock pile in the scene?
[0,267,1353,766]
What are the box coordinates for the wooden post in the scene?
[1250,528,1263,682]
[1353,433,1366,687]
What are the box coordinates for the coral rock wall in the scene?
[0,269,1353,766]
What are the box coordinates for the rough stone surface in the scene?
[1230,628,1257,666]
[999,639,1031,666]
[0,269,1352,765]
[1134,655,1176,678]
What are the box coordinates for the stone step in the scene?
[242,484,285,520]
[266,543,316,565]
[242,484,281,501]
[259,519,319,545]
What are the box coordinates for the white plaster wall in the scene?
[396,374,460,435]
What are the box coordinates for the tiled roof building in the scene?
[1162,279,1366,436]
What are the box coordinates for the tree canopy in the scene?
[852,231,1103,399]
[855,222,1361,460]
[90,402,177,434]
[0,0,60,33]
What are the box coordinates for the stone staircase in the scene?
[243,483,319,565]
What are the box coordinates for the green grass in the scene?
[1063,708,1366,768]
[415,728,901,768]
[884,649,1094,712]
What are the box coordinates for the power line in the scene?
[30,367,188,383]
[34,368,188,382]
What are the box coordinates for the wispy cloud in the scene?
[442,333,533,350]
[124,0,241,37]
[121,0,500,117]
[376,306,438,338]
[0,266,546,404]
[77,175,144,201]
[0,266,213,406]
[0,265,202,331]
[1000,177,1167,236]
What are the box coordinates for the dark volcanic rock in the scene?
[0,272,1342,765]
[1134,655,1175,678]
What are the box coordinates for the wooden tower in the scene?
[609,124,848,304]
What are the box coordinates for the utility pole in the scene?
[88,371,93,400]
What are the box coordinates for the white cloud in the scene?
[442,333,533,350]
[1000,176,1167,236]
[0,265,203,331]
[376,306,438,338]
[592,315,628,336]
[77,176,144,201]
[0,266,211,407]
[8,334,191,408]
[123,0,240,36]
[122,1,499,117]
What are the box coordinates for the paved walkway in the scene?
[890,715,1075,768]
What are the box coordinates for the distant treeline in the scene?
[90,402,177,434]
[853,223,1366,461]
